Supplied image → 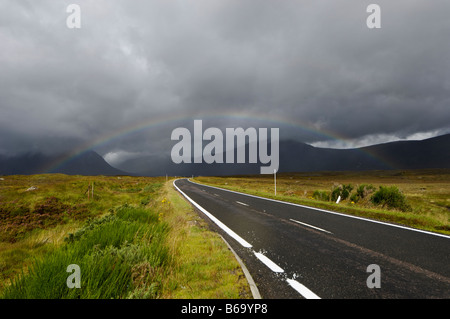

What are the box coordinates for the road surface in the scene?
[174,178,450,299]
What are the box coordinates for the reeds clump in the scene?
[2,205,170,299]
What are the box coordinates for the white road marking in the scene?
[188,179,450,239]
[254,252,284,273]
[173,180,253,248]
[236,201,249,206]
[286,279,321,299]
[289,218,333,234]
[213,193,220,197]
[174,179,321,299]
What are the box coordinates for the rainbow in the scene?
[44,110,390,173]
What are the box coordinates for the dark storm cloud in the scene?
[1,0,449,159]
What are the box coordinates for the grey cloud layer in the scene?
[1,0,449,156]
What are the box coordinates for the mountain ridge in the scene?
[1,133,449,176]
[0,150,128,176]
[117,133,450,176]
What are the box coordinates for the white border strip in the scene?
[286,279,321,299]
[175,179,321,299]
[173,180,253,248]
[220,235,262,299]
[188,179,450,240]
[254,252,284,273]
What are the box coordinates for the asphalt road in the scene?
[173,178,450,299]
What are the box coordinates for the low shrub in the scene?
[351,184,376,203]
[331,184,353,202]
[313,190,330,201]
[371,186,411,212]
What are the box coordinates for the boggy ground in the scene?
[0,174,251,298]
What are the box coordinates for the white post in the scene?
[274,169,277,196]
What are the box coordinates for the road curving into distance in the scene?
[173,178,450,299]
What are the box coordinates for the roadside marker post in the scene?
[274,169,277,196]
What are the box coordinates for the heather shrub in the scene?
[371,186,411,212]
[350,184,376,203]
[313,190,330,201]
[331,184,353,202]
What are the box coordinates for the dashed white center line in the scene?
[174,179,322,299]
[289,218,333,234]
[236,201,249,206]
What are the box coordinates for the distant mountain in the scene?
[116,133,450,176]
[360,133,450,170]
[2,134,449,177]
[278,133,450,173]
[0,150,128,176]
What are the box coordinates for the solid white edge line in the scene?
[220,235,262,299]
[176,179,322,299]
[173,180,253,248]
[290,218,333,234]
[254,252,284,273]
[286,279,321,299]
[188,179,450,240]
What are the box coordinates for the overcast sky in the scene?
[1,0,449,165]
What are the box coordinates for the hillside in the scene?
[117,133,450,176]
[0,151,128,176]
[1,134,449,177]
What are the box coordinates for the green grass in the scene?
[195,169,450,236]
[161,182,251,298]
[0,174,251,299]
[2,205,170,299]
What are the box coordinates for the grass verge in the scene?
[2,205,170,298]
[0,174,252,299]
[158,181,251,298]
